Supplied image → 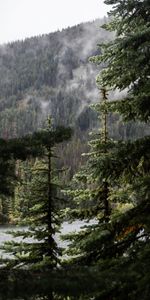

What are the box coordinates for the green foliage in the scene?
[61,1,150,296]
[1,253,150,300]
[77,0,150,292]
[0,2,150,296]
[91,0,150,122]
[0,18,148,179]
[0,122,72,269]
[62,89,114,264]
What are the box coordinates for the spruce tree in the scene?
[63,88,116,264]
[13,160,34,221]
[90,0,150,257]
[63,0,150,297]
[0,119,71,270]
[79,0,150,296]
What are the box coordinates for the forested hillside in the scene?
[0,17,149,183]
[0,19,107,136]
[0,15,149,219]
[0,18,148,139]
[0,0,150,298]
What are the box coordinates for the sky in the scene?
[0,0,110,45]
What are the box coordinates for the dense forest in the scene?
[0,0,150,299]
[0,18,109,136]
[0,17,148,138]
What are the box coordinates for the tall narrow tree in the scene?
[82,0,150,297]
[0,119,72,270]
[63,88,115,264]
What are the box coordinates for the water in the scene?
[0,220,89,243]
[0,220,96,257]
[0,221,99,300]
[0,221,144,299]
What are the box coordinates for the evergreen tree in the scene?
[93,0,150,122]
[13,159,34,221]
[79,0,150,296]
[63,88,115,264]
[0,125,71,223]
[0,137,28,223]
[0,138,16,198]
[0,119,72,270]
[90,0,150,258]
[63,0,150,297]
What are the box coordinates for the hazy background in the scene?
[0,0,110,44]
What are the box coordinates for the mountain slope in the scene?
[0,18,149,177]
[0,18,112,138]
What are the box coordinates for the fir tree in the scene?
[63,88,115,264]
[90,0,150,257]
[81,0,150,296]
[63,0,150,297]
[0,119,72,270]
[13,160,33,221]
